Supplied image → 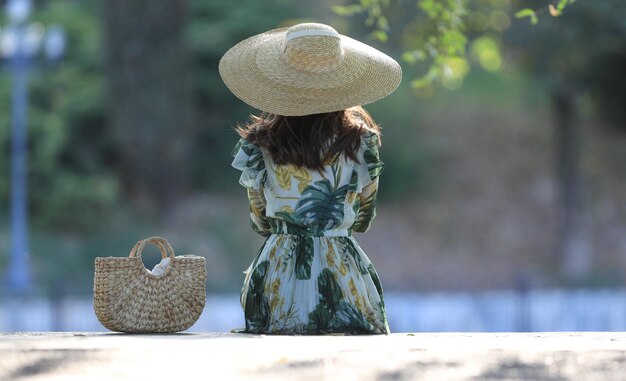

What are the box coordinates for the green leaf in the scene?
[318,269,343,309]
[376,15,389,31]
[334,302,374,333]
[294,179,349,234]
[244,260,270,332]
[307,269,343,332]
[331,4,362,16]
[239,139,265,172]
[307,303,332,332]
[274,211,299,226]
[440,29,468,56]
[369,30,388,42]
[514,8,538,25]
[363,149,384,180]
[352,189,377,233]
[402,52,417,65]
[367,264,384,300]
[410,66,441,89]
[294,237,314,280]
[352,196,361,215]
[411,77,432,89]
[344,239,369,275]
[419,0,440,18]
[348,169,359,193]
[402,50,427,65]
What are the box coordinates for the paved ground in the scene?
[1,332,626,380]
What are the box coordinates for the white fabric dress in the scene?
[231,131,389,334]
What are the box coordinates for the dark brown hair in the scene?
[235,106,381,171]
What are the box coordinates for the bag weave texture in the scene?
[93,237,206,333]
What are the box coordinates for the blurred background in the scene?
[1,0,625,332]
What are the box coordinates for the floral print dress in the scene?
[231,131,389,334]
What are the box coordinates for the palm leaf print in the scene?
[279,205,294,214]
[294,179,348,234]
[268,278,284,314]
[368,264,384,301]
[247,189,266,214]
[289,166,312,194]
[274,211,299,225]
[247,189,271,236]
[294,236,314,280]
[244,260,270,332]
[307,268,375,333]
[307,269,343,332]
[346,191,357,205]
[240,240,266,308]
[325,242,337,268]
[318,269,342,310]
[363,148,384,180]
[274,165,292,190]
[352,189,377,233]
[240,139,265,172]
[351,197,361,215]
[348,170,359,192]
[290,166,312,181]
[349,277,366,313]
[298,180,310,194]
[344,239,369,275]
[333,303,374,333]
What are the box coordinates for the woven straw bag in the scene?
[93,236,206,333]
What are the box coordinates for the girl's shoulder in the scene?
[231,137,267,190]
[360,129,380,150]
[354,129,383,191]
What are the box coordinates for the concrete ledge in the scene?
[1,332,626,380]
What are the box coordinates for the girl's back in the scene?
[231,111,388,334]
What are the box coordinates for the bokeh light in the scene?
[471,35,503,72]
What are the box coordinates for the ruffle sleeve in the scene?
[354,131,384,193]
[231,137,267,190]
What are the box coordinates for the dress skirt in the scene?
[240,232,389,334]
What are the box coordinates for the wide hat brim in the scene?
[219,26,402,116]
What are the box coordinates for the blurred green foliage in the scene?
[0,0,118,232]
[0,0,624,294]
[506,0,626,129]
[337,0,626,128]
[186,0,306,190]
[334,0,492,91]
[0,0,312,294]
[0,0,306,232]
[514,0,576,25]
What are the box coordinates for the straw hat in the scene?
[218,22,402,116]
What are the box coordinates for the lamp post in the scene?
[1,0,65,293]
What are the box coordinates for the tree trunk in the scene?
[103,0,191,209]
[552,85,591,278]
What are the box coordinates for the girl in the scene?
[219,22,401,334]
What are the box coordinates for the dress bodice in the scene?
[231,131,384,236]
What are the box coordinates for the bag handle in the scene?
[129,237,176,260]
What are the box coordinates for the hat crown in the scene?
[281,23,344,73]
